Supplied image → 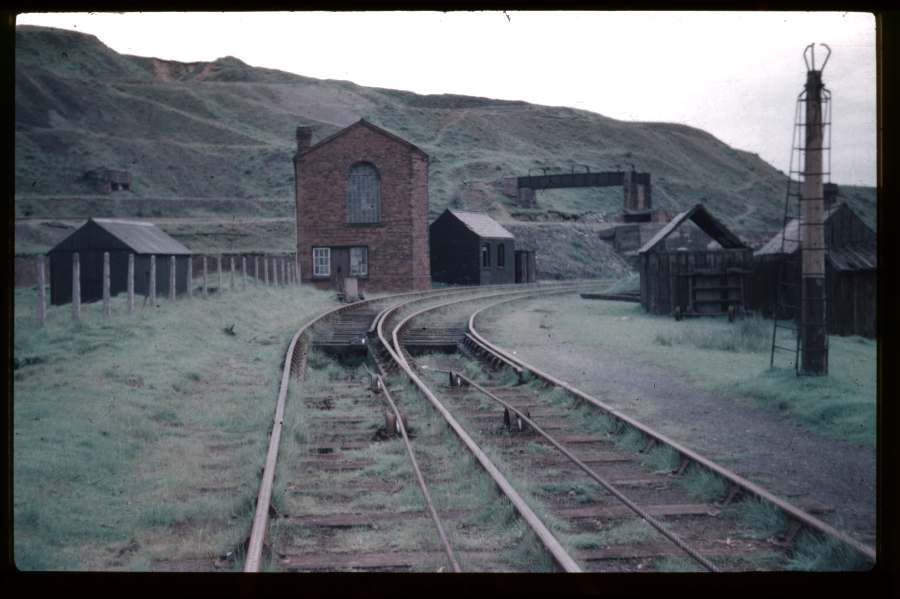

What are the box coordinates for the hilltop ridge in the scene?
[14,25,875,277]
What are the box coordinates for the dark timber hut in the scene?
[750,202,876,337]
[429,209,515,285]
[638,204,752,316]
[48,218,192,305]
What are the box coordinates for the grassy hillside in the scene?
[14,25,876,276]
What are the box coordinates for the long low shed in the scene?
[48,218,192,305]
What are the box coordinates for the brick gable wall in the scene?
[295,124,431,292]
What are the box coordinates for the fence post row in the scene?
[169,256,177,301]
[35,250,303,327]
[72,252,81,323]
[149,255,156,305]
[36,255,46,327]
[128,253,135,313]
[217,255,222,291]
[103,252,111,318]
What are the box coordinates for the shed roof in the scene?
[753,203,866,257]
[51,218,192,255]
[297,119,428,160]
[637,203,746,254]
[447,209,514,239]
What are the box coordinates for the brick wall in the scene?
[295,122,431,292]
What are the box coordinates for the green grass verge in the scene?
[13,283,338,570]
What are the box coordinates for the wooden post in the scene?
[800,65,828,375]
[149,255,156,305]
[72,252,81,323]
[230,256,235,290]
[169,256,177,301]
[242,256,247,290]
[128,253,135,313]
[103,252,111,318]
[36,255,46,327]
[186,256,193,299]
[254,256,259,285]
[217,255,222,292]
[264,256,269,286]
[281,258,286,287]
[202,256,208,298]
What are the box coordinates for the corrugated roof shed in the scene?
[754,204,872,258]
[449,210,514,239]
[638,203,745,254]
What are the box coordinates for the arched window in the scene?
[347,163,381,224]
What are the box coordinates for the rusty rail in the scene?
[244,281,585,572]
[449,370,719,572]
[244,284,522,572]
[467,295,877,565]
[375,283,604,573]
[374,374,462,572]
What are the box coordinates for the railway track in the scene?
[243,282,592,572]
[242,281,876,573]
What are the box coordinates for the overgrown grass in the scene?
[724,497,788,540]
[678,464,727,502]
[785,530,872,571]
[654,315,771,353]
[13,283,338,570]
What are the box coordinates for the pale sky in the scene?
[17,11,877,186]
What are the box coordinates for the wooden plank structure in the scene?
[751,202,876,338]
[637,204,751,317]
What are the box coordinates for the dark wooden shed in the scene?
[638,204,752,316]
[48,218,192,305]
[750,202,876,337]
[429,209,515,286]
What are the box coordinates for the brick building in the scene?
[294,119,431,292]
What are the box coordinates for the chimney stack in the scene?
[296,126,315,154]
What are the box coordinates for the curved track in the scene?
[243,282,875,572]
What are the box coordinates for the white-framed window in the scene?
[350,246,368,276]
[313,247,331,277]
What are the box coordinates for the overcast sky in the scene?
[17,11,877,186]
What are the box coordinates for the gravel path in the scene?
[478,297,876,547]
